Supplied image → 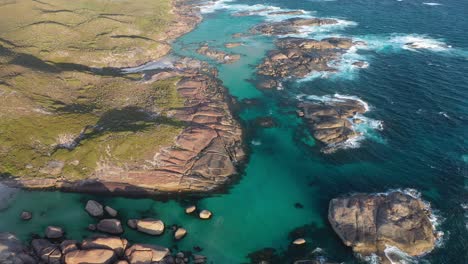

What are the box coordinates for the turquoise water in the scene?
[1,0,467,263]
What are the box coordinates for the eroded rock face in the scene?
[197,45,241,64]
[328,191,437,260]
[257,37,354,81]
[251,18,337,36]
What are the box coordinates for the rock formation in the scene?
[197,45,241,64]
[251,18,337,36]
[328,191,437,261]
[257,37,355,84]
[0,231,209,264]
[298,96,367,153]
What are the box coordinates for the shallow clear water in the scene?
[1,0,467,263]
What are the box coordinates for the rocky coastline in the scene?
[0,0,246,195]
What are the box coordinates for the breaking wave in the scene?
[356,33,452,53]
[422,2,442,6]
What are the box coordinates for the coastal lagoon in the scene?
[1,0,467,263]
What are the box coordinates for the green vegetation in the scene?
[0,0,189,181]
[0,0,172,67]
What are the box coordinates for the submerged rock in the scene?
[254,117,278,128]
[224,42,243,48]
[96,219,123,235]
[328,190,437,260]
[20,211,32,221]
[197,45,241,64]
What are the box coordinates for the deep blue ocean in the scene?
[1,0,467,263]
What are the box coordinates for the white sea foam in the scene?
[356,34,451,53]
[199,0,235,14]
[422,2,442,6]
[251,140,262,146]
[384,245,418,264]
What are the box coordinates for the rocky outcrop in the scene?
[197,45,241,64]
[328,191,437,261]
[2,230,208,264]
[257,37,354,82]
[251,18,337,36]
[298,96,367,153]
[0,233,36,264]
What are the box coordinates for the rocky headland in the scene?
[328,190,439,263]
[298,96,368,153]
[0,0,245,195]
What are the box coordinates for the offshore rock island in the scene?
[0,0,244,194]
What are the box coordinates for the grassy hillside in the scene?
[0,0,172,67]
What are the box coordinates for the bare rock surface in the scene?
[125,244,170,263]
[64,249,115,264]
[197,45,241,64]
[298,96,367,153]
[328,190,437,260]
[136,219,165,236]
[257,37,354,82]
[81,237,128,256]
[252,18,337,36]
